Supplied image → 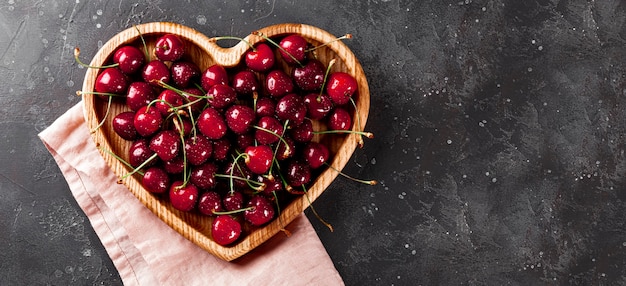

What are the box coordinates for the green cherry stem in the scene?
[121,153,158,180]
[212,206,255,216]
[96,145,145,177]
[90,95,113,133]
[305,33,353,53]
[324,162,377,185]
[210,36,256,50]
[301,184,333,232]
[133,25,150,61]
[319,58,337,98]
[74,47,119,69]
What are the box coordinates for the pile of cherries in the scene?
[80,31,371,246]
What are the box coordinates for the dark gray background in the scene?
[2,0,626,285]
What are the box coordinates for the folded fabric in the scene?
[39,102,344,286]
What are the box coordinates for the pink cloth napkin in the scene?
[39,102,344,286]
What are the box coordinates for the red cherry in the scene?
[206,84,237,109]
[211,215,242,246]
[303,93,333,120]
[255,97,276,117]
[244,145,273,175]
[232,70,259,95]
[198,191,223,216]
[275,93,307,128]
[126,81,156,111]
[326,72,358,105]
[129,139,156,168]
[265,70,293,98]
[285,160,311,187]
[95,67,128,94]
[254,116,283,145]
[290,118,314,143]
[142,166,170,194]
[303,141,329,169]
[170,61,200,88]
[169,181,198,212]
[184,135,213,166]
[155,89,185,116]
[149,130,181,162]
[244,195,275,226]
[211,138,231,161]
[163,156,185,174]
[142,60,170,86]
[113,46,145,75]
[223,191,244,211]
[201,64,228,91]
[292,59,325,91]
[225,104,255,134]
[197,107,227,140]
[181,87,206,113]
[328,107,352,131]
[245,43,275,72]
[278,34,308,65]
[275,136,295,161]
[190,162,218,190]
[133,106,163,137]
[112,111,138,140]
[154,34,185,62]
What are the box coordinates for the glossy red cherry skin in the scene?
[170,61,200,88]
[142,60,170,86]
[95,67,128,94]
[245,43,275,72]
[278,34,308,65]
[198,191,223,216]
[244,145,273,175]
[112,111,138,140]
[197,107,228,140]
[154,33,185,62]
[169,181,199,212]
[201,64,228,91]
[126,81,156,111]
[211,215,241,246]
[326,72,358,105]
[244,195,275,226]
[142,166,170,194]
[133,106,163,137]
[328,107,352,131]
[113,45,145,75]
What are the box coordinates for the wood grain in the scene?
[81,22,370,261]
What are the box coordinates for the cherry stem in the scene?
[272,191,292,237]
[211,36,256,51]
[97,145,145,176]
[305,34,353,53]
[133,25,150,61]
[74,47,119,69]
[319,58,337,98]
[324,162,377,185]
[301,184,333,232]
[212,206,255,215]
[214,173,265,191]
[90,95,113,133]
[121,153,158,180]
[228,153,249,194]
[349,97,365,148]
[252,123,292,158]
[253,31,303,67]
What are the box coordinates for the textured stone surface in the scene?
[2,0,626,285]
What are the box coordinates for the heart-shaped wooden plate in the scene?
[82,22,369,261]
